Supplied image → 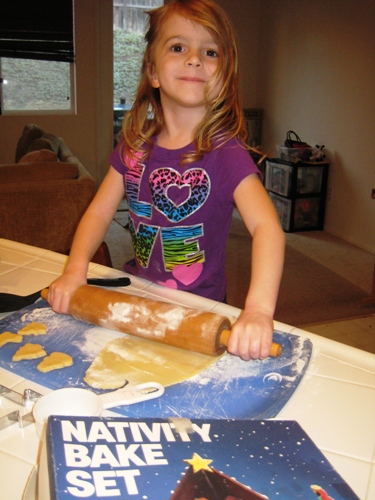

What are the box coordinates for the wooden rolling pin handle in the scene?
[219,329,282,358]
[41,289,48,300]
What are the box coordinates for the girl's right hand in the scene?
[47,272,87,315]
[45,166,125,315]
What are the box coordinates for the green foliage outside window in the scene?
[2,58,71,111]
[113,29,145,106]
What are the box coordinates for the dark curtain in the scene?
[0,0,74,62]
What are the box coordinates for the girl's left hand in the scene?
[226,309,274,361]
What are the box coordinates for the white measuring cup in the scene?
[32,382,164,438]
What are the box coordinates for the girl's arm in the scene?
[47,166,126,314]
[228,174,286,361]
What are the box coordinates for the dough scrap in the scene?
[18,322,47,336]
[37,352,73,373]
[84,335,222,390]
[0,331,23,348]
[13,343,47,361]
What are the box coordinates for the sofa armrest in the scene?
[57,137,94,182]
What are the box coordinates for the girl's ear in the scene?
[147,63,160,88]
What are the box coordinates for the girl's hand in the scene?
[45,166,125,315]
[226,309,274,361]
[47,272,87,315]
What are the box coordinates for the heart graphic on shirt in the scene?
[172,263,203,286]
[150,168,210,222]
[157,279,178,289]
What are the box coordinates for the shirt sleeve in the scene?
[109,138,127,175]
[215,139,263,203]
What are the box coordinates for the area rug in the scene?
[225,216,375,326]
[274,246,375,326]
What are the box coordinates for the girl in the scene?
[48,0,285,361]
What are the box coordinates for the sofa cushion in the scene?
[15,124,45,162]
[18,149,58,164]
[27,133,60,155]
[0,162,79,183]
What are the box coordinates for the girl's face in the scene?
[148,13,223,116]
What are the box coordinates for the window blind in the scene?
[0,0,74,63]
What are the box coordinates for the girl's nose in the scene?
[185,52,202,67]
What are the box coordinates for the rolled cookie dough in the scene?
[84,334,223,390]
[37,352,73,373]
[13,343,46,361]
[0,331,23,347]
[18,322,47,336]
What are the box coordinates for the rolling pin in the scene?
[41,285,282,357]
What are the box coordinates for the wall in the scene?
[256,0,375,252]
[217,0,261,108]
[0,0,114,185]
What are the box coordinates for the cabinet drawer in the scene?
[269,192,325,232]
[265,159,328,197]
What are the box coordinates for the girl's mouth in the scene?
[179,76,205,83]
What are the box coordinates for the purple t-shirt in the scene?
[110,138,260,301]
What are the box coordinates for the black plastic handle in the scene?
[0,277,131,312]
[87,277,131,287]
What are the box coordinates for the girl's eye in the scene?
[205,49,219,58]
[171,44,184,53]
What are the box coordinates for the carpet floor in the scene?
[276,246,374,325]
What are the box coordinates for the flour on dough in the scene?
[84,335,223,390]
[37,352,73,372]
[13,343,47,361]
[18,322,47,336]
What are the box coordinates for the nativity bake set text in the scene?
[53,420,212,497]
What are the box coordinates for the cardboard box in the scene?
[42,417,359,499]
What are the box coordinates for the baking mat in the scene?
[0,300,312,419]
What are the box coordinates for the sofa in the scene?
[0,124,97,256]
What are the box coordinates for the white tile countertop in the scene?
[0,238,374,499]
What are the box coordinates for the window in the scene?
[0,59,73,113]
[0,0,75,114]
